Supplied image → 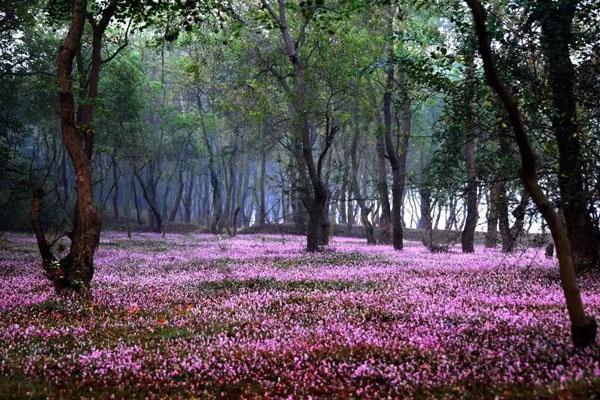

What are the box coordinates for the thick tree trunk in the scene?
[538,0,599,268]
[50,0,102,294]
[466,0,596,347]
[32,0,120,295]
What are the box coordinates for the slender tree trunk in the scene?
[135,168,162,233]
[168,171,182,223]
[183,169,194,224]
[461,52,478,253]
[196,94,222,234]
[446,197,457,231]
[132,173,143,225]
[382,6,408,251]
[485,182,499,248]
[497,184,512,252]
[259,149,267,227]
[350,117,375,244]
[112,153,119,223]
[375,134,392,243]
[339,158,348,226]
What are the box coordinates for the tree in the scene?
[465,0,596,347]
[534,0,599,268]
[258,0,338,251]
[32,0,113,295]
[460,49,478,253]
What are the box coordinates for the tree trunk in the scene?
[112,154,120,223]
[168,166,185,223]
[375,134,392,243]
[261,0,336,251]
[339,158,348,226]
[382,6,408,251]
[132,173,143,225]
[445,196,457,231]
[350,117,375,244]
[466,0,596,347]
[496,183,511,252]
[506,191,529,252]
[485,182,499,248]
[135,168,162,233]
[259,147,267,227]
[418,188,431,230]
[196,93,222,234]
[538,0,599,268]
[183,169,193,224]
[48,0,101,294]
[32,0,120,295]
[461,52,478,253]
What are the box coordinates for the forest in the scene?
[0,0,599,398]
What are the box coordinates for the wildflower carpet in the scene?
[0,233,599,398]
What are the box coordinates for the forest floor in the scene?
[0,233,599,399]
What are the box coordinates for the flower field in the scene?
[0,232,599,398]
